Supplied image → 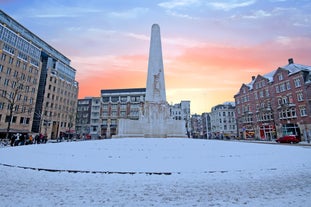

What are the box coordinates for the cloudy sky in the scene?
[2,0,311,113]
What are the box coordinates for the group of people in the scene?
[10,133,47,146]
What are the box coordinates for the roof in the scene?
[280,63,311,75]
[244,62,311,90]
[101,88,146,94]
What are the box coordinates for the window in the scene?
[4,79,9,86]
[6,67,12,75]
[286,82,291,90]
[16,60,21,68]
[267,101,271,108]
[1,53,6,61]
[22,63,27,70]
[265,89,270,97]
[120,104,127,110]
[278,73,283,81]
[297,92,303,101]
[111,104,117,110]
[261,102,265,108]
[8,57,13,64]
[5,115,17,123]
[254,92,258,100]
[121,96,127,102]
[111,96,119,102]
[300,107,307,116]
[3,44,15,55]
[279,108,296,119]
[294,78,301,87]
[13,70,18,77]
[282,97,288,104]
[280,83,286,92]
[275,85,279,93]
[289,95,293,104]
[11,81,16,88]
[92,126,97,132]
[2,90,7,97]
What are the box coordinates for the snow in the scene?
[0,138,310,206]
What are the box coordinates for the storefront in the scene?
[259,124,276,141]
[281,123,301,139]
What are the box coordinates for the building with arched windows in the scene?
[235,58,311,141]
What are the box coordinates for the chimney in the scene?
[288,58,294,64]
[252,76,255,81]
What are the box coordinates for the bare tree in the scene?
[0,75,35,139]
[65,107,76,139]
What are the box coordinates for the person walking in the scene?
[14,133,20,146]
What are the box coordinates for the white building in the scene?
[170,101,191,136]
[210,102,237,139]
[90,97,101,139]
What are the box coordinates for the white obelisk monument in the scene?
[116,24,186,138]
[145,24,166,103]
[143,24,170,137]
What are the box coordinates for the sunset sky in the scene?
[2,0,311,114]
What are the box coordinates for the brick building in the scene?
[100,88,146,138]
[235,58,311,141]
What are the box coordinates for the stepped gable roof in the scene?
[262,70,277,82]
[246,78,256,90]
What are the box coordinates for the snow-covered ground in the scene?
[0,138,310,206]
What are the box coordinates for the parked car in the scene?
[276,135,300,144]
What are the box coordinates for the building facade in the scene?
[0,10,78,139]
[190,114,203,138]
[0,21,41,137]
[101,88,146,138]
[235,59,311,141]
[76,97,101,139]
[76,98,92,138]
[89,97,101,138]
[209,102,236,139]
[99,88,190,138]
[170,100,191,136]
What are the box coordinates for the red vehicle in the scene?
[276,135,300,144]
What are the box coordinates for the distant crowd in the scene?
[9,133,47,146]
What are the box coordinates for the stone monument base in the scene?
[114,118,187,138]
